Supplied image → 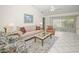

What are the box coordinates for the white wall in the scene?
[0,6,4,26]
[0,5,43,26]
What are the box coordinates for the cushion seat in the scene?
[20,30,41,39]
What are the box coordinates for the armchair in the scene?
[46,26,55,35]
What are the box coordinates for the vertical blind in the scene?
[50,16,76,32]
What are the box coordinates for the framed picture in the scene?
[24,14,33,23]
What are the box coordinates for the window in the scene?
[24,14,33,23]
[53,16,76,32]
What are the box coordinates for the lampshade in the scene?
[9,23,15,27]
[8,23,17,32]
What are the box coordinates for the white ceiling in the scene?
[33,5,79,16]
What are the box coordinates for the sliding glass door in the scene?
[52,16,76,32]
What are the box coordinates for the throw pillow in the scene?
[20,27,26,34]
[36,26,40,30]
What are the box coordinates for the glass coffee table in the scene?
[34,32,52,46]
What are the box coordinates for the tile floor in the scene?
[48,31,79,53]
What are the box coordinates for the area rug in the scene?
[25,36,58,53]
[0,35,58,53]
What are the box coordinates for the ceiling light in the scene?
[50,6,55,11]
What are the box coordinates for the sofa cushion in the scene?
[25,25,36,32]
[20,30,41,38]
[17,31,23,36]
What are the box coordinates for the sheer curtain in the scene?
[50,16,76,33]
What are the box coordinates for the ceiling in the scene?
[33,5,79,16]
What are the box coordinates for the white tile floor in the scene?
[48,31,79,53]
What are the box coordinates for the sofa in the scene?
[18,25,42,39]
[5,25,55,40]
[5,25,42,40]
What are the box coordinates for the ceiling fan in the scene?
[50,6,62,12]
[50,6,55,11]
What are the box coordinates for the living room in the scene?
[0,5,79,53]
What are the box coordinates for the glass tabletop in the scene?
[35,32,52,39]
